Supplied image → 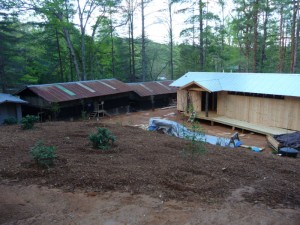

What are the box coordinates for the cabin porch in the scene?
[185,111,295,136]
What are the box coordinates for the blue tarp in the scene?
[149,118,242,148]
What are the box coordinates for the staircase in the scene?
[89,110,111,119]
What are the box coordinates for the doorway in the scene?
[201,92,218,112]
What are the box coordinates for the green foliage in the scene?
[3,117,18,125]
[50,102,60,120]
[187,103,194,114]
[30,140,56,167]
[2,0,300,88]
[89,127,116,150]
[183,122,206,158]
[21,115,39,129]
[20,74,39,84]
[81,111,88,120]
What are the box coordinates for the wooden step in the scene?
[89,110,111,119]
[88,112,97,119]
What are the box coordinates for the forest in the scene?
[0,0,299,93]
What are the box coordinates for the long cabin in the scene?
[16,79,177,120]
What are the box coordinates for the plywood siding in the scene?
[190,91,202,112]
[217,92,300,130]
[177,90,188,112]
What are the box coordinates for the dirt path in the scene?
[1,184,299,225]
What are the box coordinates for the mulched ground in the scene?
[0,121,299,208]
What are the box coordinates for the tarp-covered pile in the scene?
[148,118,242,148]
[274,132,300,150]
[269,132,300,157]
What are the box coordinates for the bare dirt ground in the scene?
[0,109,299,225]
[101,108,270,151]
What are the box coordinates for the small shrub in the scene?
[183,122,206,159]
[3,117,18,125]
[89,127,116,150]
[30,140,56,167]
[115,120,123,126]
[21,115,39,129]
[128,119,134,125]
[81,111,88,120]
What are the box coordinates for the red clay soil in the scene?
[0,120,299,209]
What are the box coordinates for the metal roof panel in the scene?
[171,72,300,97]
[128,80,177,97]
[23,79,132,103]
[0,93,27,104]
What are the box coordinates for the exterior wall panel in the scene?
[217,92,300,130]
[190,91,202,112]
[177,90,188,112]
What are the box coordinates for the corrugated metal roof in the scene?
[171,72,300,97]
[127,80,177,97]
[0,93,27,104]
[20,79,132,103]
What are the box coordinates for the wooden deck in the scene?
[191,111,295,136]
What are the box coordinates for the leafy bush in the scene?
[30,140,56,167]
[3,117,18,125]
[21,115,39,129]
[89,127,116,150]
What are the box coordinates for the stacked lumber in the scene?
[267,135,281,151]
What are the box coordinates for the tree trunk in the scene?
[141,0,147,81]
[128,23,132,81]
[80,28,87,80]
[252,0,259,73]
[127,0,136,82]
[168,0,174,80]
[77,0,86,80]
[55,28,64,82]
[220,0,225,71]
[58,4,81,81]
[110,19,115,76]
[260,0,269,72]
[199,0,204,71]
[293,2,300,73]
[278,5,285,72]
[0,55,7,93]
[131,16,136,82]
[290,0,297,73]
[62,28,81,81]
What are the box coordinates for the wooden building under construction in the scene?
[171,72,300,134]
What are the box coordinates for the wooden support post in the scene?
[205,92,209,117]
[211,121,214,126]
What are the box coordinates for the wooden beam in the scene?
[205,92,209,117]
[188,88,205,91]
[267,135,281,151]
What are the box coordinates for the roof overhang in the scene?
[179,81,213,93]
